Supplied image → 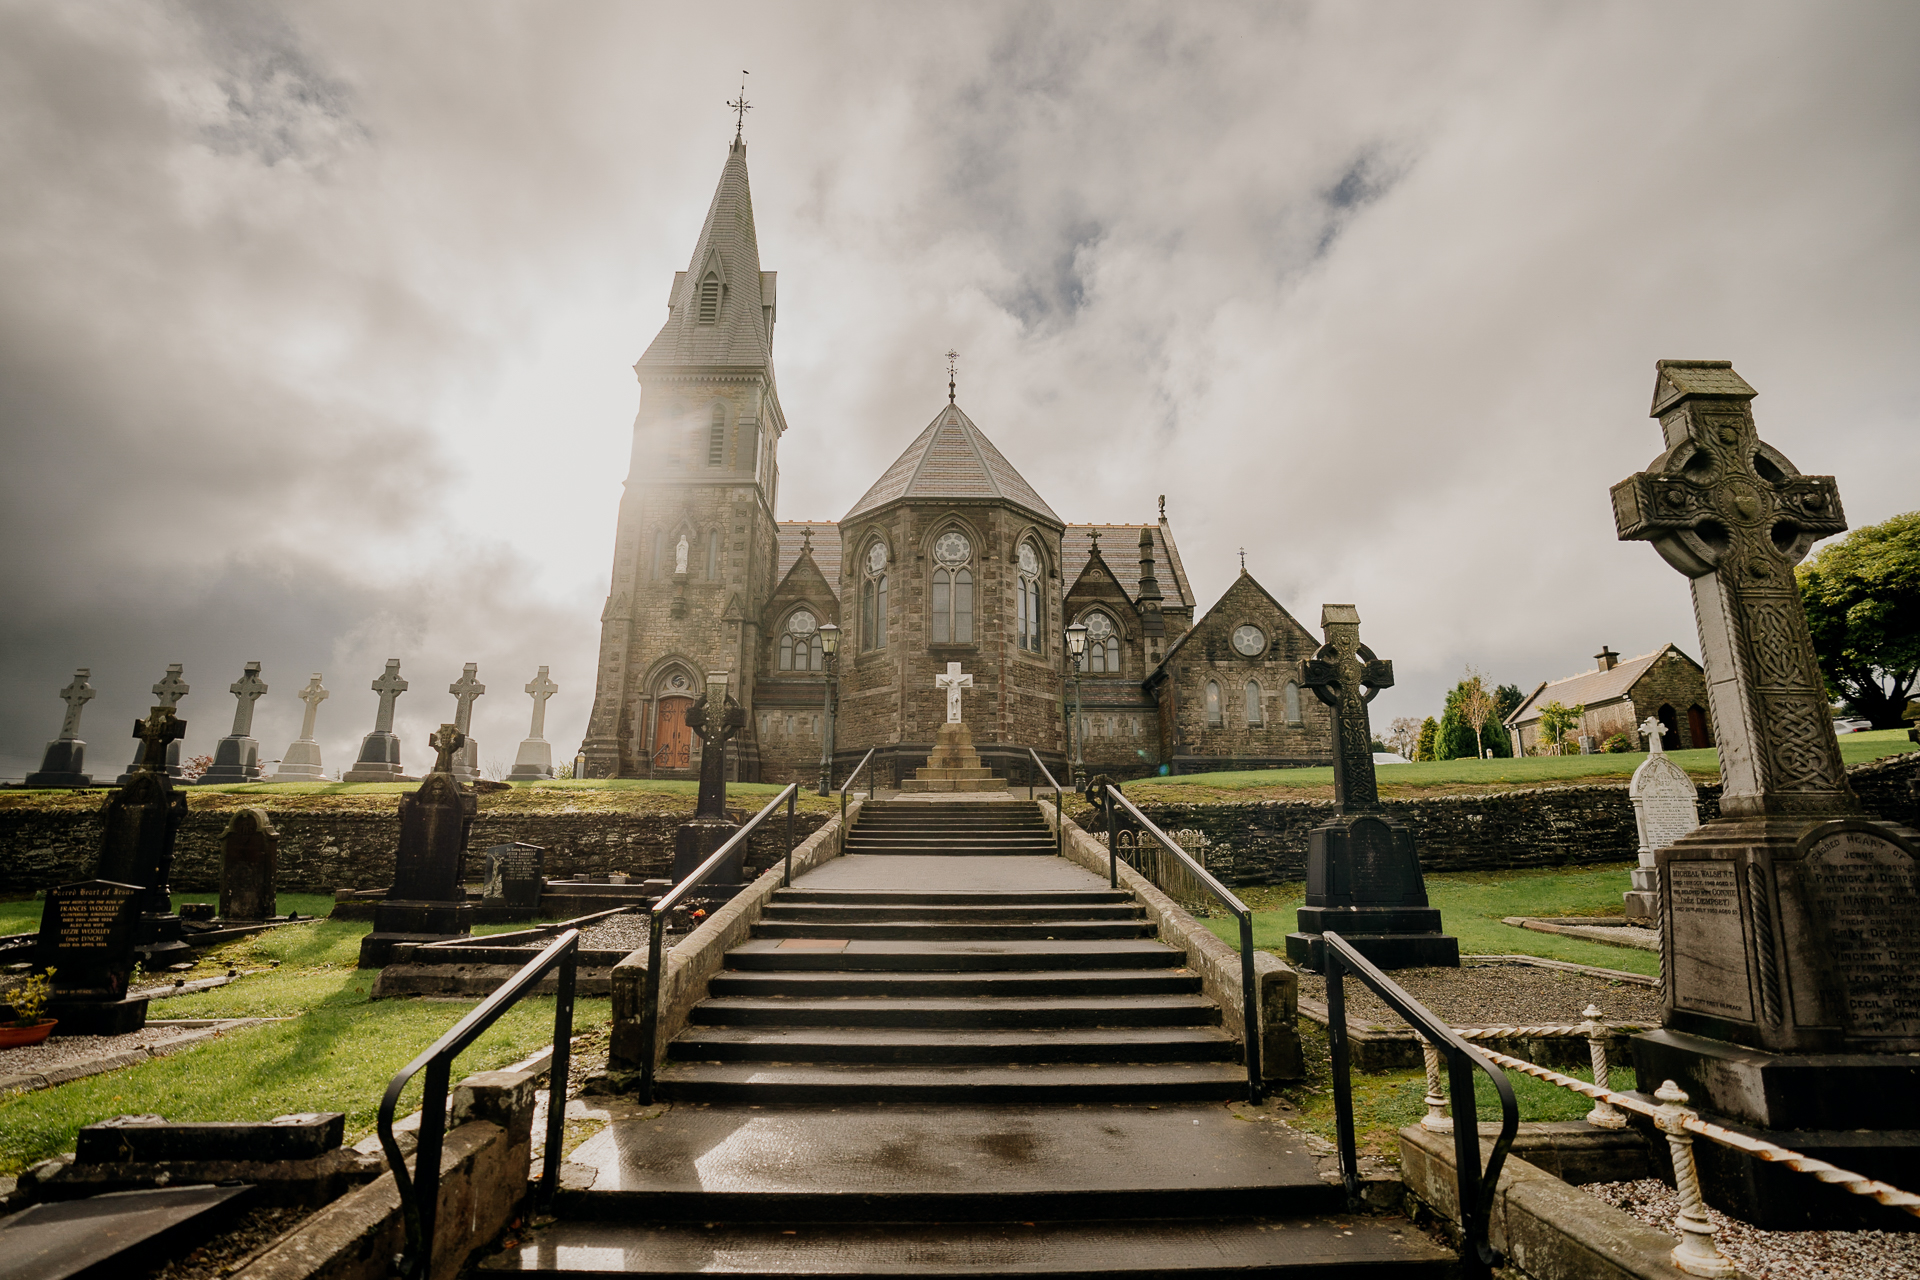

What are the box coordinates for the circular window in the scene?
[934,532,971,566]
[1085,613,1114,640]
[1018,542,1038,575]
[787,609,816,636]
[1232,625,1266,656]
[667,672,691,692]
[867,543,887,573]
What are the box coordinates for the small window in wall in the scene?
[708,405,726,466]
[862,542,889,651]
[1017,541,1043,653]
[1284,681,1302,726]
[1245,679,1263,726]
[698,274,721,324]
[1205,681,1222,726]
[1085,612,1120,673]
[779,609,822,672]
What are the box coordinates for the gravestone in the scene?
[482,842,545,911]
[357,725,476,967]
[269,674,330,781]
[95,707,193,965]
[1624,714,1700,921]
[672,673,747,889]
[217,808,279,922]
[447,663,486,783]
[342,659,411,782]
[25,669,97,787]
[509,667,559,781]
[118,663,190,784]
[34,880,149,1035]
[197,662,268,784]
[1614,359,1920,1229]
[1285,606,1458,970]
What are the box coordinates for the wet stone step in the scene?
[751,920,1155,940]
[707,969,1204,997]
[651,1061,1252,1105]
[668,1025,1239,1064]
[690,994,1221,1028]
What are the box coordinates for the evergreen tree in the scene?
[1413,716,1438,762]
[1434,675,1515,759]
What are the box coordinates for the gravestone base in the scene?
[509,737,554,781]
[1285,920,1461,970]
[1622,864,1658,921]
[196,735,261,785]
[900,722,1003,793]
[1285,812,1459,970]
[118,741,185,786]
[342,730,410,783]
[358,900,473,968]
[133,913,192,966]
[673,817,746,891]
[26,739,92,788]
[47,995,150,1037]
[270,740,328,782]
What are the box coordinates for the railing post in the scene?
[1324,943,1359,1209]
[638,912,665,1105]
[1420,1041,1453,1132]
[412,1056,450,1279]
[539,942,576,1209]
[1238,911,1262,1102]
[1654,1081,1736,1278]
[784,785,796,887]
[1448,1045,1491,1274]
[1103,786,1115,888]
[1581,1004,1627,1130]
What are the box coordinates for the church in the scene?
[577,132,1336,785]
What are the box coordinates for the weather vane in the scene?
[729,71,751,142]
[946,349,959,404]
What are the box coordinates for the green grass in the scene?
[1201,863,1657,976]
[0,892,337,941]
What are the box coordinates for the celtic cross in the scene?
[524,666,558,741]
[295,674,329,742]
[1298,605,1394,811]
[429,724,466,775]
[1612,360,1852,818]
[57,669,96,739]
[370,660,408,733]
[1639,714,1667,755]
[227,662,268,737]
[153,663,189,707]
[135,705,187,772]
[449,663,485,734]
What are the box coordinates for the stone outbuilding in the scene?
[1504,644,1714,754]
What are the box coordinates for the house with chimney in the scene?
[1504,645,1714,754]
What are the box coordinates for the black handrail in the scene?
[1026,748,1064,858]
[1321,931,1517,1278]
[637,783,801,1102]
[1103,785,1262,1102]
[838,746,877,852]
[377,929,578,1280]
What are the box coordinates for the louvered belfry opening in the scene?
[698,273,720,323]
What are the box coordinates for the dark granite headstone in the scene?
[217,807,279,922]
[34,880,150,1036]
[1284,606,1457,970]
[482,842,545,910]
[358,728,476,968]
[672,675,748,891]
[93,709,192,966]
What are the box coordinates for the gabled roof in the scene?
[842,403,1060,525]
[637,139,774,371]
[1157,571,1313,668]
[1505,644,1702,725]
[776,522,842,600]
[1062,525,1194,609]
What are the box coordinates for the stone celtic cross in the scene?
[429,724,466,775]
[57,669,96,739]
[370,660,408,733]
[934,661,973,724]
[153,663,189,708]
[1640,714,1667,755]
[449,663,485,734]
[1612,360,1852,818]
[295,674,329,741]
[226,662,268,736]
[524,666,558,740]
[1298,605,1394,811]
[135,705,187,771]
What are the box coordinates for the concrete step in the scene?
[669,1025,1238,1064]
[652,1061,1252,1104]
[690,994,1222,1029]
[762,903,1143,924]
[840,847,1065,857]
[708,969,1203,997]
[724,939,1188,972]
[482,1216,1460,1277]
[752,920,1155,941]
[775,890,1129,905]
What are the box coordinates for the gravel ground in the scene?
[1584,1179,1920,1279]
[1294,960,1661,1029]
[143,1204,315,1280]
[0,1025,199,1075]
[579,914,649,952]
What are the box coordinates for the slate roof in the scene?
[775,522,842,600]
[842,404,1060,525]
[1506,645,1697,724]
[637,139,775,371]
[1062,525,1194,609]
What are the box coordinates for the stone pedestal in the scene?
[1285,811,1459,970]
[359,900,475,968]
[271,738,328,781]
[117,741,184,786]
[509,737,554,781]
[26,739,92,788]
[356,772,476,967]
[46,994,151,1036]
[197,733,262,784]
[343,730,409,782]
[673,817,746,891]
[900,723,1002,792]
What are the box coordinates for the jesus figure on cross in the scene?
[934,662,973,724]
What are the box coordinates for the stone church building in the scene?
[578,136,1334,784]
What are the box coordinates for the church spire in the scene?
[636,130,775,372]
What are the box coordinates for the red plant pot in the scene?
[0,1020,57,1048]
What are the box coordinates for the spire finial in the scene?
[946,349,958,404]
[1158,494,1166,520]
[728,72,751,143]
[1089,527,1101,554]
[1239,547,1246,573]
[801,525,813,551]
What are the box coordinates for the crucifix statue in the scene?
[295,674,329,743]
[371,659,408,734]
[1298,606,1393,812]
[134,705,187,774]
[226,662,268,737]
[57,669,96,740]
[429,724,466,775]
[934,661,974,724]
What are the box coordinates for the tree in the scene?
[1494,683,1525,721]
[1434,669,1511,760]
[1536,701,1585,754]
[1796,509,1920,729]
[1413,716,1438,762]
[1385,716,1423,759]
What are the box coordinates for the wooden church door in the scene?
[652,697,694,770]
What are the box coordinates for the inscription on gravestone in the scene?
[35,880,150,1035]
[1801,830,1920,1039]
[1667,861,1752,1021]
[483,842,545,910]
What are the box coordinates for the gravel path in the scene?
[0,1025,199,1075]
[1294,960,1661,1029]
[146,1204,315,1280]
[1584,1179,1920,1279]
[579,913,649,953]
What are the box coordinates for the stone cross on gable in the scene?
[135,705,187,770]
[153,664,189,707]
[449,664,485,734]
[57,669,96,739]
[524,666,558,740]
[226,662,268,736]
[934,661,973,724]
[1612,360,1852,818]
[370,660,408,733]
[1640,714,1667,755]
[1298,605,1394,811]
[429,724,466,775]
[295,674,329,742]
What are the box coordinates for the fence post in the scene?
[1420,1041,1452,1132]
[539,945,576,1209]
[1581,1004,1627,1130]
[1653,1080,1736,1278]
[784,786,796,887]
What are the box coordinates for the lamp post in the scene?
[1065,621,1088,785]
[816,621,841,796]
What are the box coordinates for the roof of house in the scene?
[1061,525,1194,609]
[637,139,775,371]
[842,403,1059,526]
[1505,644,1699,725]
[775,522,842,598]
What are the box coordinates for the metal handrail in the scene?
[377,929,578,1280]
[1103,784,1262,1102]
[1322,931,1517,1278]
[637,783,800,1102]
[838,746,877,848]
[1026,748,1064,857]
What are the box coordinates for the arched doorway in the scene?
[1657,704,1680,751]
[652,697,694,771]
[1687,704,1712,749]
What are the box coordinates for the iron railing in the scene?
[1322,931,1517,1278]
[837,747,876,853]
[1027,748,1064,857]
[377,929,577,1280]
[636,783,800,1102]
[1103,784,1261,1102]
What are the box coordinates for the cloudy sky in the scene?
[2,1,1916,780]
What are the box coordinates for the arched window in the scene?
[697,273,721,324]
[1084,612,1120,673]
[932,531,973,644]
[1284,681,1302,726]
[1016,541,1043,653]
[861,542,889,651]
[705,530,719,580]
[1205,681,1222,725]
[1245,679,1263,726]
[779,609,821,671]
[707,404,726,467]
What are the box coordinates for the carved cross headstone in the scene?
[684,673,744,821]
[429,724,466,775]
[1297,606,1393,812]
[1624,715,1702,921]
[295,674,329,742]
[153,664,189,707]
[510,667,560,780]
[58,670,96,740]
[134,706,187,773]
[524,666,558,740]
[934,661,974,724]
[226,662,268,737]
[449,663,485,735]
[121,663,191,781]
[371,659,408,733]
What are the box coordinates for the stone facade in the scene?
[1507,643,1714,754]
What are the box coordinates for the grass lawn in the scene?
[0,911,608,1175]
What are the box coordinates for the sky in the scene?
[1,1,1916,780]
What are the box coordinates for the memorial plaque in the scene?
[35,880,142,994]
[1800,829,1920,1039]
[1667,860,1753,1021]
[483,842,545,910]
